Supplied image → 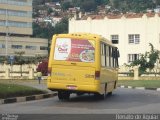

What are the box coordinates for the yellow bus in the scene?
[47,33,119,100]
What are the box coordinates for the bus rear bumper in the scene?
[47,82,100,93]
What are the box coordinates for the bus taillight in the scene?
[48,67,51,76]
[95,71,100,80]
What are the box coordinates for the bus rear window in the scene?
[54,38,95,63]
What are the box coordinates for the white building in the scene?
[69,13,160,65]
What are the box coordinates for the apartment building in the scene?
[0,0,48,57]
[69,13,160,65]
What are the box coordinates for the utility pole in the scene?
[5,1,9,57]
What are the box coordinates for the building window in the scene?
[0,20,5,26]
[111,35,119,44]
[128,54,139,62]
[0,44,5,48]
[0,21,32,28]
[40,46,48,50]
[8,21,32,28]
[11,45,23,49]
[128,34,140,44]
[26,45,36,50]
[0,0,32,6]
[0,9,32,17]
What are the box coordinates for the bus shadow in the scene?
[61,94,113,102]
[54,88,160,110]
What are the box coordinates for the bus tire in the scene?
[63,92,70,100]
[58,91,63,100]
[107,92,112,96]
[76,92,84,96]
[114,81,117,89]
[58,91,70,100]
[94,93,105,99]
[104,83,107,99]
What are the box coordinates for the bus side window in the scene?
[109,46,113,68]
[109,46,111,67]
[101,43,105,67]
[106,45,109,67]
[101,43,118,68]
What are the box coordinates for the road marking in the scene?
[127,86,132,89]
[135,87,145,90]
[120,86,125,88]
[0,99,4,104]
[157,88,160,91]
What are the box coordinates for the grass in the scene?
[0,83,47,99]
[118,80,160,88]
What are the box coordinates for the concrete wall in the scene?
[0,64,37,79]
[0,64,160,80]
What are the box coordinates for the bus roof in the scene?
[53,33,116,48]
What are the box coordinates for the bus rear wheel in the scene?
[58,91,70,100]
[94,93,105,99]
[76,92,84,96]
[107,92,112,96]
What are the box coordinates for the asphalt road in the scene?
[0,88,160,115]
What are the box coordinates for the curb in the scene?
[0,93,57,105]
[118,85,160,91]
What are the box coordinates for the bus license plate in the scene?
[67,85,77,90]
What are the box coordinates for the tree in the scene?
[52,0,59,2]
[33,17,68,53]
[33,0,44,5]
[129,43,160,76]
[103,0,110,4]
[153,0,160,6]
[36,59,48,76]
[109,0,119,8]
[33,22,54,40]
[47,7,54,15]
[54,17,69,34]
[72,0,82,7]
[61,1,73,11]
[147,43,159,70]
[81,0,97,12]
[108,0,155,13]
[95,0,105,5]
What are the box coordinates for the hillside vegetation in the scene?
[33,0,160,13]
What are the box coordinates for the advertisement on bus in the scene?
[54,38,95,62]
